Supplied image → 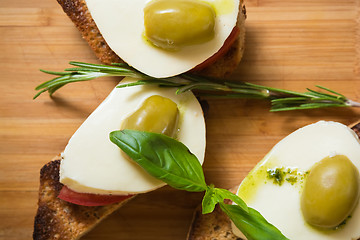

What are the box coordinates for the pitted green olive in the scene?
[301,155,360,228]
[144,0,215,50]
[121,95,179,137]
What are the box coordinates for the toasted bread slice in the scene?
[33,159,135,240]
[187,121,360,240]
[187,190,239,240]
[56,0,246,78]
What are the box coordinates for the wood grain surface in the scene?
[1,0,360,239]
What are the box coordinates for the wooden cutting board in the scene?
[0,0,360,239]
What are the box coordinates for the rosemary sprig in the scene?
[34,61,360,112]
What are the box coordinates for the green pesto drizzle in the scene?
[266,167,308,186]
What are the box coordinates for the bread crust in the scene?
[187,201,241,240]
[186,189,241,240]
[57,0,123,64]
[56,0,246,78]
[33,160,135,240]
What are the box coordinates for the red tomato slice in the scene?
[58,185,134,206]
[193,26,241,71]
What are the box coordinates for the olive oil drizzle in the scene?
[266,167,308,186]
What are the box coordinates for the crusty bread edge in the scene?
[56,0,246,78]
[56,0,123,65]
[186,187,241,240]
[33,159,136,240]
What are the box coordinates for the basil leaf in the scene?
[110,129,287,239]
[219,203,289,240]
[214,188,248,212]
[202,186,248,214]
[110,130,207,192]
[202,185,221,214]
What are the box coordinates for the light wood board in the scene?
[0,0,360,239]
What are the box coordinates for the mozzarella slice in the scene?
[84,0,239,78]
[60,77,206,195]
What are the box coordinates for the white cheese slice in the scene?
[60,77,206,195]
[84,0,239,78]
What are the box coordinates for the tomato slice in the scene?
[193,26,241,71]
[58,186,134,206]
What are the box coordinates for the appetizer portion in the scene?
[84,0,240,77]
[60,77,206,196]
[56,0,246,78]
[233,121,360,239]
[187,121,360,240]
[34,77,206,239]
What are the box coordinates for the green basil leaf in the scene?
[110,129,207,192]
[215,188,248,211]
[202,185,221,214]
[219,203,289,240]
[202,186,248,214]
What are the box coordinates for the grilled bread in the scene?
[56,0,246,78]
[33,160,135,240]
[187,193,239,240]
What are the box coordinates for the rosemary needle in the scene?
[34,61,360,112]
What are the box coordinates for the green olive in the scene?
[144,0,215,50]
[121,95,179,137]
[301,155,360,228]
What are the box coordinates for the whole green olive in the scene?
[301,155,360,228]
[121,95,179,137]
[144,0,215,50]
